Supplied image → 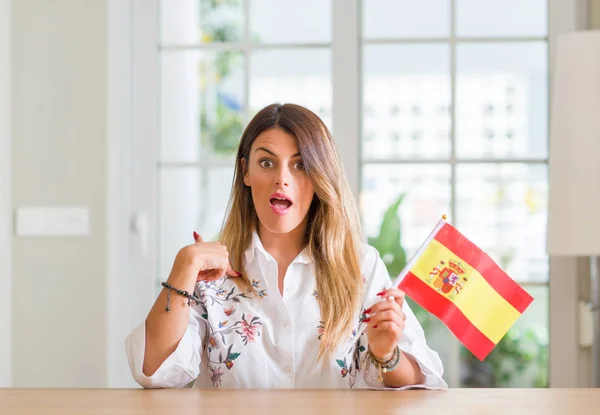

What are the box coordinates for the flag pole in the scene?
[392,215,448,288]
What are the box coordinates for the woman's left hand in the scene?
[363,288,406,360]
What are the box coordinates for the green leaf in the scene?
[368,193,408,278]
[336,359,347,369]
[201,314,208,319]
[373,193,405,250]
[358,345,366,353]
[228,352,241,361]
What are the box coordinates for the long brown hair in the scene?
[220,103,364,360]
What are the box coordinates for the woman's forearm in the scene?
[142,273,196,377]
[381,351,425,388]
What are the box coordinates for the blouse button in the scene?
[286,367,292,373]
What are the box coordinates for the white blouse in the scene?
[125,232,448,390]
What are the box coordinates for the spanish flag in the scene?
[395,217,534,361]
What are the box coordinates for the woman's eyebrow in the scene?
[255,147,277,157]
[255,147,301,158]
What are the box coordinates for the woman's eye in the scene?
[295,161,305,171]
[259,160,273,168]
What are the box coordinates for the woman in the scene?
[125,103,447,389]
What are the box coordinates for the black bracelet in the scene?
[161,282,201,312]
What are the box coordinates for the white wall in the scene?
[11,0,107,387]
[0,0,13,388]
[577,0,600,387]
[547,0,598,388]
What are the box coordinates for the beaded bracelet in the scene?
[367,345,401,382]
[161,281,201,312]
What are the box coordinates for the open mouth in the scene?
[269,193,293,214]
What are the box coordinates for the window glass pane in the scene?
[160,0,244,44]
[159,167,234,280]
[361,164,451,259]
[456,0,547,38]
[160,51,245,163]
[455,163,548,283]
[461,285,548,387]
[363,0,450,39]
[456,42,548,159]
[250,0,331,44]
[250,49,332,129]
[363,44,450,160]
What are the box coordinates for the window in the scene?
[152,0,553,388]
[157,0,332,282]
[361,0,549,387]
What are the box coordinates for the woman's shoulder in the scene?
[359,243,381,270]
[358,243,393,287]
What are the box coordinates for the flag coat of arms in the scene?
[394,217,534,361]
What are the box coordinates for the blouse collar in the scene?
[244,230,312,266]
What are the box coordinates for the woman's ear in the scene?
[241,158,250,187]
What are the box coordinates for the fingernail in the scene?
[193,231,199,240]
[373,325,378,329]
[362,318,371,323]
[377,290,386,296]
[234,271,242,276]
[364,307,372,314]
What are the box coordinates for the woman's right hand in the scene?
[167,231,241,286]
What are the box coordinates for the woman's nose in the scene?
[274,168,290,187]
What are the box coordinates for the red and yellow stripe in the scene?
[399,223,534,360]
